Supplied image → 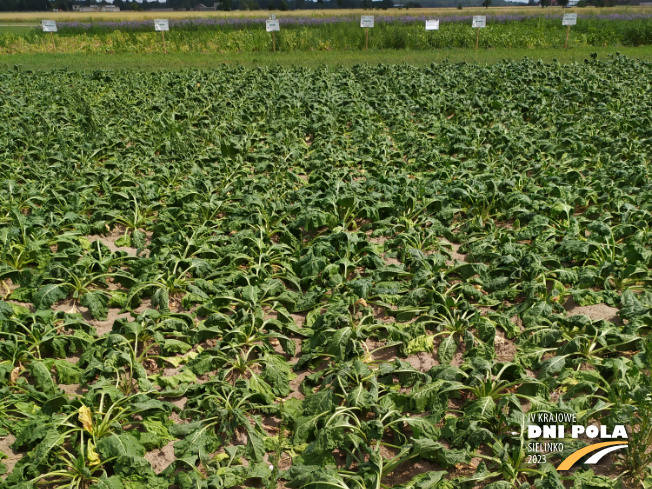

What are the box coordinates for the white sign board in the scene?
[562,13,577,26]
[266,19,280,32]
[472,16,486,28]
[154,19,169,32]
[361,16,374,28]
[41,20,57,32]
[425,19,440,31]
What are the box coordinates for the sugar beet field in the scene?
[1,57,651,489]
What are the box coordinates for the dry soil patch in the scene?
[494,329,517,362]
[86,225,143,256]
[0,435,22,481]
[383,460,441,487]
[564,299,620,324]
[145,439,177,474]
[405,351,438,372]
[440,238,467,265]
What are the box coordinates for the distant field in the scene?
[0,5,650,23]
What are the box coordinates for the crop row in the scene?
[1,15,651,53]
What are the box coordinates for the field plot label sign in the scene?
[154,19,169,54]
[41,20,57,32]
[360,16,374,28]
[562,13,577,49]
[361,16,374,50]
[266,19,280,53]
[425,19,440,31]
[41,20,57,51]
[472,16,485,50]
[154,19,169,31]
[562,13,577,26]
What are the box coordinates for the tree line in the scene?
[1,0,633,12]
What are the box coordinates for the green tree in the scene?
[279,0,289,9]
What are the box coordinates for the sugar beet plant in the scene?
[0,55,651,488]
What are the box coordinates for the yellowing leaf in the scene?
[213,453,229,462]
[87,440,101,466]
[0,280,10,299]
[10,367,20,384]
[79,405,94,434]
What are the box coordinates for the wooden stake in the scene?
[365,28,369,50]
[475,27,480,50]
[272,31,276,53]
[50,31,56,51]
[162,30,167,55]
[564,24,570,49]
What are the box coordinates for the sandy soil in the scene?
[287,369,309,400]
[58,383,87,397]
[382,254,402,266]
[440,238,467,265]
[384,459,442,486]
[290,313,306,328]
[86,224,151,257]
[366,233,389,245]
[0,435,22,481]
[51,299,133,336]
[405,351,438,371]
[144,439,177,474]
[510,313,525,333]
[494,329,517,362]
[367,339,399,362]
[563,298,620,324]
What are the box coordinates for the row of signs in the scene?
[237,13,576,30]
[41,14,578,33]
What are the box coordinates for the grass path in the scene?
[2,45,651,70]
